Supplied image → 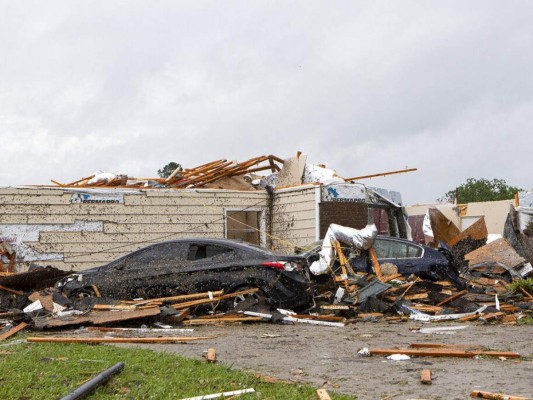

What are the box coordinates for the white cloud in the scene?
[0,1,531,204]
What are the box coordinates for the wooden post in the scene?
[369,247,384,282]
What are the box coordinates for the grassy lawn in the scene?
[0,340,356,400]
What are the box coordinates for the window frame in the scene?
[374,238,425,260]
[224,208,266,247]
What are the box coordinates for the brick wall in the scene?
[319,201,369,238]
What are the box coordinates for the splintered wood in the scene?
[51,155,285,189]
[0,322,28,341]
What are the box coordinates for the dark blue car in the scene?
[300,236,464,287]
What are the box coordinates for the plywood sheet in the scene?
[465,238,526,268]
[36,306,160,329]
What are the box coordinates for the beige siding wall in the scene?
[0,187,268,271]
[270,186,318,253]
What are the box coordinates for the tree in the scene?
[157,162,182,178]
[440,178,523,204]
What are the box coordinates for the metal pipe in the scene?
[59,362,125,400]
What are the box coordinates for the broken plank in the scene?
[35,306,161,329]
[403,293,429,301]
[410,343,484,350]
[369,348,520,359]
[0,322,28,341]
[206,348,216,363]
[27,336,211,344]
[0,284,23,296]
[182,317,263,325]
[171,288,258,310]
[410,305,443,313]
[470,390,531,400]
[316,388,332,400]
[369,247,384,282]
[383,273,403,283]
[178,388,255,400]
[420,369,432,385]
[321,305,350,311]
[92,304,138,311]
[124,290,225,305]
[91,284,102,298]
[436,289,468,307]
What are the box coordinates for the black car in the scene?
[56,238,312,310]
[299,236,464,286]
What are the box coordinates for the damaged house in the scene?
[0,153,408,272]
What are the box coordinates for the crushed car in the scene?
[56,238,313,311]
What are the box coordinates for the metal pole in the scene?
[59,362,125,400]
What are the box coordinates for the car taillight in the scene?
[261,261,303,271]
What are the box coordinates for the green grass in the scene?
[0,340,356,400]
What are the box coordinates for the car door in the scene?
[107,241,190,298]
[181,242,243,293]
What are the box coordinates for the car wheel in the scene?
[227,286,271,312]
[70,286,97,299]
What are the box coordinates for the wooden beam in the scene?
[436,290,468,306]
[182,317,263,325]
[8,253,16,273]
[0,285,23,296]
[369,348,520,359]
[369,247,384,282]
[344,168,417,181]
[171,288,258,310]
[27,336,211,344]
[470,390,530,400]
[0,322,28,341]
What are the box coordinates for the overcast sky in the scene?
[1,1,531,205]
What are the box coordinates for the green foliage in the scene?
[0,341,355,400]
[508,278,533,295]
[157,162,182,178]
[440,178,522,204]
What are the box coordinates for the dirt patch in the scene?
[116,322,533,400]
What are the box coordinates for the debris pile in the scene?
[48,154,337,190]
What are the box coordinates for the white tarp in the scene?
[310,223,378,275]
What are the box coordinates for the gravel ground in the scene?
[114,321,533,400]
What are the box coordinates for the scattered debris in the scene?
[178,388,256,400]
